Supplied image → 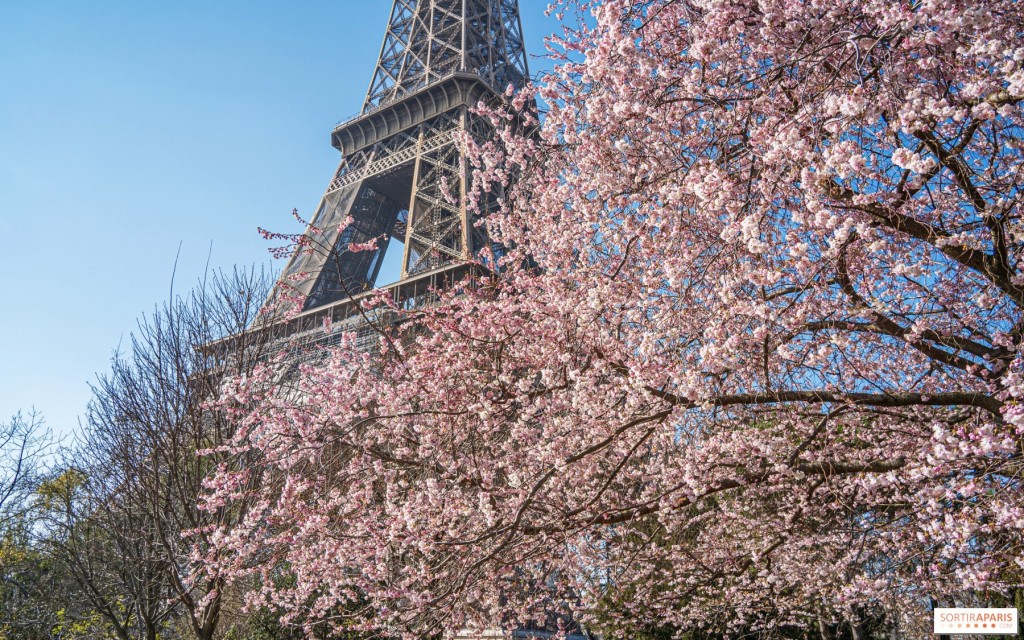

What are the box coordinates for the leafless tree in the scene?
[35,461,175,640]
[0,411,50,531]
[40,266,282,640]
[0,411,58,638]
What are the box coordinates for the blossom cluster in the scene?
[203,0,1024,636]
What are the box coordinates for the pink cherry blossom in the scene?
[203,1,1024,637]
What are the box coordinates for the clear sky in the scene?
[0,1,556,438]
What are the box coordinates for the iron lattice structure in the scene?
[277,0,529,319]
[257,9,593,637]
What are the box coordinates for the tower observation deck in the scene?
[270,0,530,351]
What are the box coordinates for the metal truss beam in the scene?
[278,0,530,312]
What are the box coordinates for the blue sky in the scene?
[0,1,555,437]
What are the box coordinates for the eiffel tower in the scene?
[274,0,529,349]
[259,8,593,636]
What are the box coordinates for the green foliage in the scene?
[50,607,119,640]
[35,469,86,512]
[222,606,375,640]
[0,515,79,639]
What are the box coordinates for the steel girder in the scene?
[279,0,529,312]
[364,0,528,111]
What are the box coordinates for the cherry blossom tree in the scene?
[205,0,1024,637]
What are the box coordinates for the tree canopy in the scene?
[204,0,1024,637]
